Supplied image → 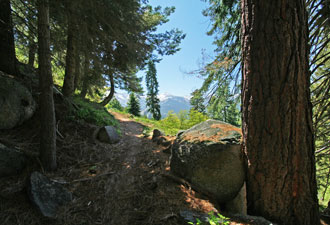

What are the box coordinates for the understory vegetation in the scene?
[109,103,209,136]
[70,97,119,128]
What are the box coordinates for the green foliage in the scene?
[134,109,208,136]
[206,83,241,127]
[190,89,206,114]
[11,0,184,103]
[187,212,230,225]
[71,97,119,128]
[161,110,181,129]
[145,60,161,120]
[107,97,124,111]
[127,93,141,116]
[312,39,330,208]
[198,0,241,95]
[187,109,209,128]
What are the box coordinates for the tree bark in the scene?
[38,0,57,171]
[73,49,80,91]
[80,50,90,98]
[100,73,115,106]
[28,41,37,67]
[0,0,17,75]
[27,5,36,67]
[62,0,78,97]
[241,1,320,224]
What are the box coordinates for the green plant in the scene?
[187,212,230,225]
[70,97,119,130]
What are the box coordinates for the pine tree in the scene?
[37,0,57,171]
[190,89,206,114]
[241,0,320,223]
[207,83,241,126]
[145,61,161,120]
[127,93,140,116]
[0,0,17,75]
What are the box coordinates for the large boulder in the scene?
[97,126,120,144]
[0,143,27,177]
[170,120,245,204]
[27,172,72,218]
[0,72,36,129]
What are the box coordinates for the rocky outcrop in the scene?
[170,120,245,212]
[27,172,72,218]
[0,143,27,177]
[0,72,36,129]
[97,126,120,144]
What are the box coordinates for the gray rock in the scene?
[27,172,72,218]
[156,136,171,147]
[152,129,164,140]
[170,119,245,204]
[179,209,209,224]
[229,214,277,225]
[97,126,120,144]
[163,146,172,154]
[225,183,247,214]
[176,130,185,138]
[0,72,36,129]
[0,143,27,177]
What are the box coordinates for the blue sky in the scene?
[139,0,216,97]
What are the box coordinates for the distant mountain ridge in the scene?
[114,92,191,118]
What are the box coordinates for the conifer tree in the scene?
[37,0,56,171]
[241,0,319,223]
[190,89,206,114]
[145,60,161,120]
[127,93,140,116]
[0,0,17,75]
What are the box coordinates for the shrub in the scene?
[71,97,119,128]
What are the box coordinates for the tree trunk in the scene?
[37,0,57,171]
[100,73,115,106]
[80,50,90,98]
[28,41,37,67]
[0,0,17,75]
[62,1,78,97]
[27,5,36,67]
[241,1,320,224]
[73,49,80,91]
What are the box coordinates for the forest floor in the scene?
[0,110,329,225]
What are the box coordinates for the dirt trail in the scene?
[0,110,216,225]
[2,111,325,225]
[101,112,218,225]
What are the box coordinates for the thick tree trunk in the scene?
[73,50,80,91]
[100,73,115,106]
[80,51,90,98]
[37,0,56,171]
[0,0,17,75]
[27,5,36,67]
[241,1,320,224]
[28,41,37,67]
[62,1,78,97]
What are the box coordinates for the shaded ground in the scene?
[1,111,329,225]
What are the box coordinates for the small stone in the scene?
[97,126,120,144]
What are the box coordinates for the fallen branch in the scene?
[72,172,115,183]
